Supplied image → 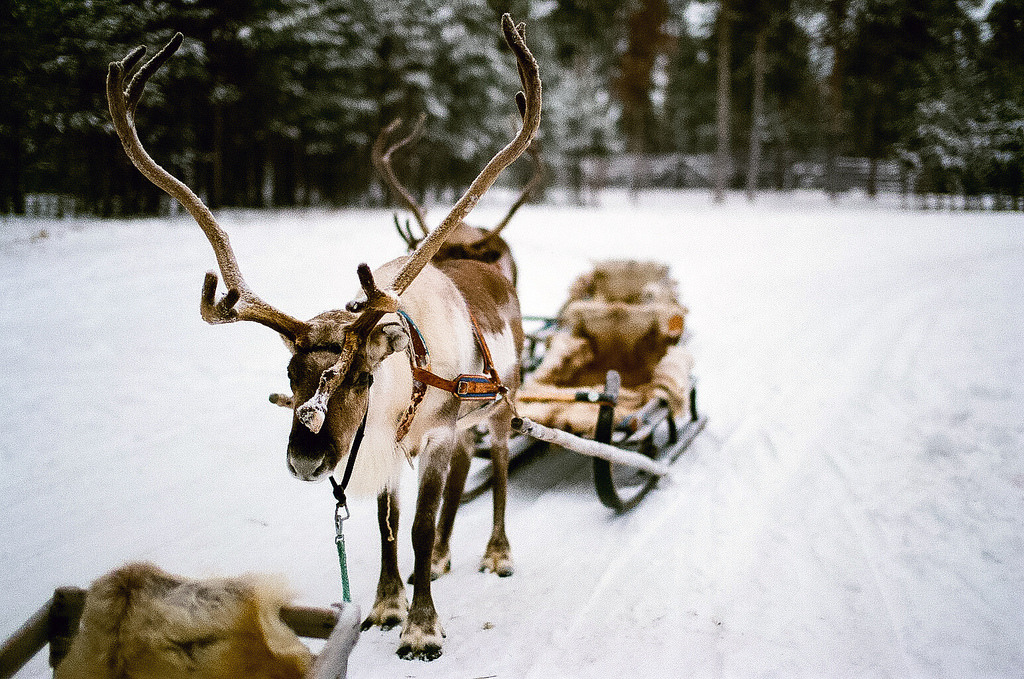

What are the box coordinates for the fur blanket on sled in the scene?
[55,562,359,679]
[519,260,693,435]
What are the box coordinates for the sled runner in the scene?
[463,260,707,511]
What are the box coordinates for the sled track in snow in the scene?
[507,257,965,676]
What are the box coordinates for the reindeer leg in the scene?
[398,435,453,660]
[480,407,514,576]
[429,430,473,580]
[362,490,408,631]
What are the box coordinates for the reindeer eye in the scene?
[306,343,344,355]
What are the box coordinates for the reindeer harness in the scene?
[394,309,507,441]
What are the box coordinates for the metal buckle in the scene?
[335,502,350,535]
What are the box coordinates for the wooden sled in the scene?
[464,260,707,511]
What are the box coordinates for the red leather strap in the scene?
[394,310,505,442]
[411,365,458,393]
[468,313,503,387]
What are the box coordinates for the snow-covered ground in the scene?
[2,189,1023,678]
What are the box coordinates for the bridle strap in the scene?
[329,376,371,605]
[330,374,372,508]
[395,311,430,442]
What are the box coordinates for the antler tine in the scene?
[124,33,182,113]
[388,14,541,297]
[117,46,148,108]
[392,214,418,247]
[484,139,544,242]
[392,113,428,158]
[107,34,309,342]
[345,263,399,316]
[514,23,528,91]
[372,114,430,241]
[295,260,398,433]
[512,23,531,120]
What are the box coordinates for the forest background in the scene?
[2,0,1023,216]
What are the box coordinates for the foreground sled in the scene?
[0,563,360,679]
[464,260,707,511]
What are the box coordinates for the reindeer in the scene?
[372,113,545,287]
[106,15,540,661]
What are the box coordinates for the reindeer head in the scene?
[107,17,541,482]
[277,303,409,481]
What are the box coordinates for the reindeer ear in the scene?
[281,334,298,354]
[365,322,409,370]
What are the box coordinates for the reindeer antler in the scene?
[295,14,542,433]
[389,15,540,295]
[479,140,544,246]
[393,214,418,250]
[106,33,310,341]
[373,114,429,246]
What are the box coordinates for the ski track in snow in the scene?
[2,190,1024,678]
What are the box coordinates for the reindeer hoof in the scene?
[397,621,445,661]
[480,560,514,576]
[363,614,404,632]
[405,550,452,584]
[362,595,408,632]
[480,543,514,577]
[431,549,452,580]
[397,642,443,661]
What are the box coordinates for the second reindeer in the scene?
[372,112,545,287]
[106,14,541,661]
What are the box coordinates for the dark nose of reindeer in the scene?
[287,413,336,481]
[288,452,330,481]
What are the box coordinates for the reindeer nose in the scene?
[288,454,329,481]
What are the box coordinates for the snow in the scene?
[2,189,1023,677]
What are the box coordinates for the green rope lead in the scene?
[328,386,370,606]
[335,503,352,603]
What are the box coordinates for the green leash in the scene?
[328,375,370,605]
[334,500,352,603]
